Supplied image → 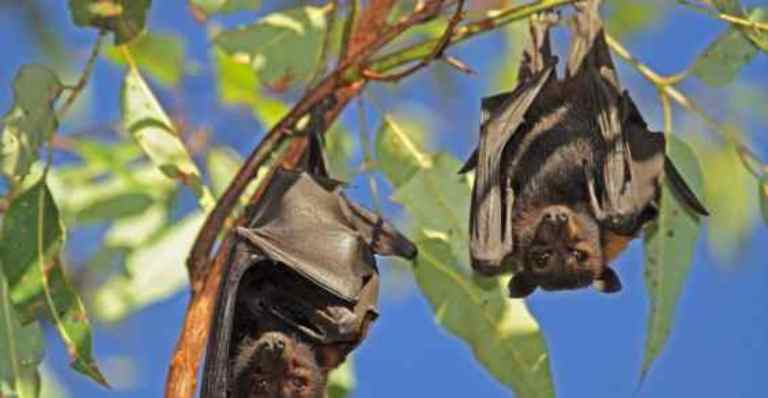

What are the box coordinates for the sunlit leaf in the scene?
[375,116,431,188]
[604,0,666,39]
[641,136,704,378]
[212,49,289,126]
[416,237,553,398]
[383,149,552,396]
[0,267,44,398]
[691,136,757,264]
[690,22,757,86]
[93,212,204,321]
[68,0,152,44]
[205,146,263,207]
[189,0,261,19]
[325,125,354,180]
[0,65,62,179]
[105,32,186,86]
[214,6,329,89]
[121,67,215,210]
[0,176,107,385]
[326,357,355,398]
[207,146,243,198]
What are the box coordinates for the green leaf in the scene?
[1,65,63,179]
[325,125,354,181]
[207,146,243,198]
[604,0,666,39]
[121,67,215,211]
[205,147,262,207]
[691,23,757,86]
[0,176,107,386]
[211,49,290,126]
[326,357,355,398]
[0,267,44,398]
[375,116,431,188]
[93,212,205,321]
[641,136,704,378]
[415,237,554,397]
[68,0,152,45]
[105,32,186,86]
[691,136,757,264]
[214,6,329,89]
[189,0,261,18]
[391,153,468,256]
[385,151,552,396]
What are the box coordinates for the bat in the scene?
[201,114,417,397]
[460,0,707,297]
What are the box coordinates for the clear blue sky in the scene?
[2,1,768,397]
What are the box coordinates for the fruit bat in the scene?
[201,115,417,397]
[460,0,707,297]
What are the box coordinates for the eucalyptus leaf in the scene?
[326,357,355,398]
[690,23,757,87]
[0,176,107,386]
[68,0,152,44]
[214,6,329,90]
[189,0,261,18]
[93,212,205,321]
[121,67,214,210]
[691,137,757,264]
[105,32,186,86]
[415,237,554,398]
[0,65,63,179]
[375,116,430,188]
[0,267,44,398]
[383,148,553,396]
[641,136,704,378]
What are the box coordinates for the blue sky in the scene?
[2,1,768,397]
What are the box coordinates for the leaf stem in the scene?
[57,30,106,119]
[677,0,768,32]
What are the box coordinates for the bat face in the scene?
[522,205,602,291]
[231,331,326,398]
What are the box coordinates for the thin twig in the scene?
[678,0,768,32]
[338,0,360,64]
[606,33,768,178]
[57,30,106,119]
[362,0,465,82]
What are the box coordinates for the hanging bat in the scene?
[201,110,416,397]
[460,0,707,297]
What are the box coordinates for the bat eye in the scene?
[533,252,550,269]
[571,249,587,262]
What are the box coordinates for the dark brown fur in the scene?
[462,2,705,297]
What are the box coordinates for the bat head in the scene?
[510,205,621,297]
[232,331,328,398]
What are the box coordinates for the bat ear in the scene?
[508,272,537,298]
[592,267,622,293]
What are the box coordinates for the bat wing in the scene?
[201,241,260,398]
[467,66,554,274]
[241,168,416,301]
[569,0,706,235]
